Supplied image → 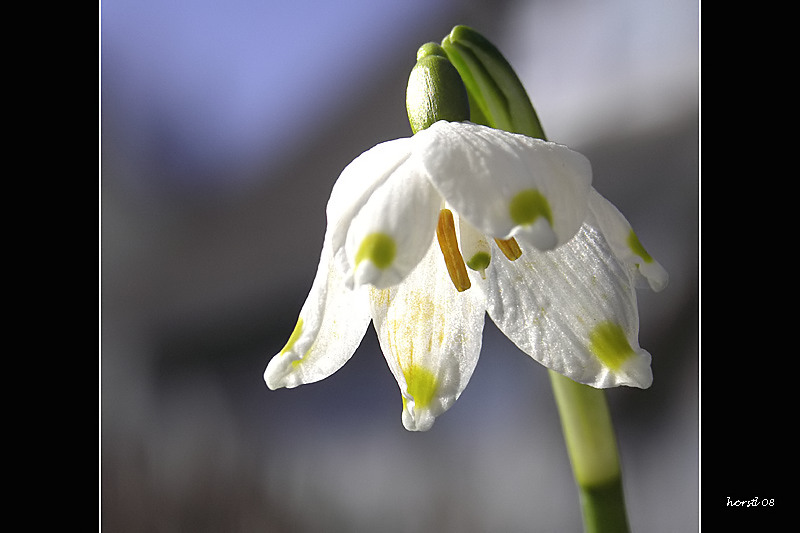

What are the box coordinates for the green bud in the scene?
[406,42,470,134]
[441,25,547,140]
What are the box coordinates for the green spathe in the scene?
[441,25,545,139]
[406,43,470,134]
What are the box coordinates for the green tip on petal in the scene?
[509,189,553,227]
[402,364,438,410]
[589,322,636,371]
[280,318,304,355]
[627,229,654,264]
[355,232,397,270]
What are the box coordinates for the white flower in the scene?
[264,120,667,431]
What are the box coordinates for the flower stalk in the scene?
[442,25,632,531]
[550,371,630,533]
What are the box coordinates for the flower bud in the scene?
[406,43,470,134]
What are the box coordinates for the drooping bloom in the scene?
[264,120,667,431]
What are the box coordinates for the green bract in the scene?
[406,43,470,134]
[442,25,546,139]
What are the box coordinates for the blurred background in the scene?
[100,0,699,531]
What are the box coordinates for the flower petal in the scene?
[587,189,668,292]
[327,138,414,241]
[330,140,441,290]
[482,225,653,389]
[264,237,372,389]
[370,238,486,430]
[413,121,592,251]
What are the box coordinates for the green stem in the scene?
[549,370,631,533]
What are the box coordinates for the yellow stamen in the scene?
[436,209,471,292]
[495,237,522,261]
